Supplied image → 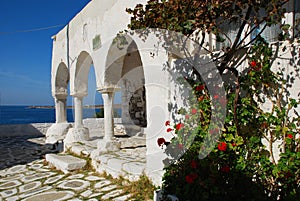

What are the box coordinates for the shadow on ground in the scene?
[0,125,60,170]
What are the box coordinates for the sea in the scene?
[0,106,121,125]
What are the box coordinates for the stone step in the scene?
[92,147,146,181]
[45,154,86,174]
[120,136,146,149]
[114,123,142,137]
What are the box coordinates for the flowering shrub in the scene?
[157,138,166,147]
[125,0,298,199]
[217,142,227,152]
[159,38,300,200]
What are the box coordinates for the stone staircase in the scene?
[45,131,146,182]
[45,154,87,174]
[92,146,146,181]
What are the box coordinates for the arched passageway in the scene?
[65,51,95,143]
[121,42,147,127]
[54,62,69,123]
[104,37,147,131]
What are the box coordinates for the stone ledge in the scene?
[45,154,86,174]
[64,127,89,145]
[45,123,72,144]
[0,123,52,137]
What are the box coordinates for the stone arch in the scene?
[47,61,70,141]
[73,51,94,96]
[55,62,69,97]
[104,35,147,127]
[65,50,96,144]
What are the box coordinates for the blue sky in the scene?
[0,0,108,106]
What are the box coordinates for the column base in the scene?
[64,127,89,145]
[91,138,121,157]
[46,123,72,144]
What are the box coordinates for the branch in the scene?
[240,23,268,48]
[232,5,253,50]
[178,31,205,82]
[269,131,276,164]
[191,31,206,81]
[217,5,253,74]
[233,76,240,136]
[216,27,233,47]
[237,20,266,48]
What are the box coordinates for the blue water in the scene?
[0,106,120,125]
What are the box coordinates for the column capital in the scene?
[97,86,120,94]
[70,92,87,98]
[53,93,68,100]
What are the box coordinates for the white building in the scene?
[47,0,300,185]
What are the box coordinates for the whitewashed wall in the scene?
[50,0,300,186]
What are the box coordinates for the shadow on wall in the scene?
[0,124,61,171]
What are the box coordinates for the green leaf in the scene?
[281,24,290,31]
[216,34,225,42]
[225,134,234,141]
[289,98,298,108]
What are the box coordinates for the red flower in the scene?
[167,128,173,132]
[219,97,227,106]
[287,134,293,139]
[198,96,204,102]
[250,61,261,71]
[209,128,219,135]
[157,138,166,147]
[250,61,257,67]
[185,175,194,184]
[195,84,205,91]
[185,173,198,184]
[261,122,268,129]
[231,142,237,147]
[178,143,184,149]
[220,166,230,173]
[165,120,170,126]
[214,85,221,91]
[185,114,190,119]
[191,160,197,169]
[284,171,292,179]
[218,142,227,151]
[191,108,197,114]
[176,123,184,131]
[213,94,219,99]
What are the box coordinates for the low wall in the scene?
[0,118,140,138]
[0,123,53,137]
[83,118,141,137]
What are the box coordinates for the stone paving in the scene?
[64,134,147,182]
[0,136,148,201]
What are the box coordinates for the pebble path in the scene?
[0,136,143,201]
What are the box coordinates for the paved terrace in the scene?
[0,134,148,201]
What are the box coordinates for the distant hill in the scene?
[27,104,122,109]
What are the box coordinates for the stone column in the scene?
[64,94,89,145]
[102,91,114,141]
[91,87,120,157]
[55,96,67,123]
[74,96,84,128]
[46,94,71,144]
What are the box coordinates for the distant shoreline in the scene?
[27,104,122,109]
[0,105,122,125]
